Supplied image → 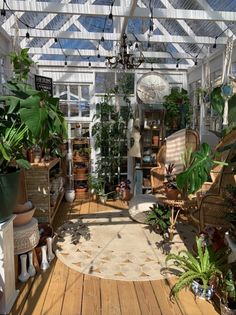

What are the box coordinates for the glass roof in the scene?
[0,0,235,71]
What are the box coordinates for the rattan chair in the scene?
[191,129,236,231]
[150,128,200,193]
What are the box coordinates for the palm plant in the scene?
[165,237,227,298]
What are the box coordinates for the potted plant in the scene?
[146,203,171,238]
[163,88,191,134]
[219,267,236,315]
[116,179,132,201]
[0,48,67,222]
[164,163,180,200]
[164,236,227,300]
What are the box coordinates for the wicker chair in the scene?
[191,129,236,231]
[150,129,200,193]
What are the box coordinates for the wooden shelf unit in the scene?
[72,138,90,200]
[25,158,64,224]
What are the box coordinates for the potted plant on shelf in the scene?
[219,267,236,315]
[0,48,67,222]
[164,236,227,300]
[146,203,171,239]
[163,88,191,134]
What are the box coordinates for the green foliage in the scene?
[176,143,226,196]
[87,175,105,195]
[210,87,224,116]
[163,88,191,131]
[0,49,67,172]
[146,203,171,235]
[92,94,130,190]
[10,48,33,82]
[220,268,236,307]
[165,237,227,298]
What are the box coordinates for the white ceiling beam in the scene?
[196,0,235,37]
[29,47,203,59]
[13,29,228,45]
[120,0,138,36]
[7,2,236,22]
[37,60,190,70]
[158,0,208,55]
[138,0,192,66]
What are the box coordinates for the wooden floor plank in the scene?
[168,277,204,315]
[117,281,141,315]
[41,259,69,315]
[100,279,121,315]
[19,259,56,315]
[80,200,90,214]
[9,278,35,315]
[61,269,84,315]
[151,278,183,315]
[82,275,101,315]
[134,281,162,315]
[89,200,98,213]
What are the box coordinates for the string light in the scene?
[64,55,67,66]
[25,31,30,39]
[54,37,58,43]
[1,0,6,17]
[213,25,231,49]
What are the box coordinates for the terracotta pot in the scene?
[152,136,159,146]
[73,167,87,174]
[74,174,88,181]
[13,207,36,226]
[121,189,132,201]
[14,201,33,213]
[166,188,179,200]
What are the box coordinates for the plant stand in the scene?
[0,216,19,314]
[156,195,197,233]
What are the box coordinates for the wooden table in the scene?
[156,195,197,235]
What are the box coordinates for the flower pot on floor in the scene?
[191,280,214,300]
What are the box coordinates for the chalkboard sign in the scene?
[35,75,53,96]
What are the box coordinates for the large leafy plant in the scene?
[165,237,227,298]
[176,143,225,197]
[0,48,67,172]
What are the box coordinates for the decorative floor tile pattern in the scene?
[56,210,197,281]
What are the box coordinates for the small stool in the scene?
[129,194,157,223]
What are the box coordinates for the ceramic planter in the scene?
[191,280,214,300]
[166,188,179,200]
[0,169,20,223]
[65,189,75,203]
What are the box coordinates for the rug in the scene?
[55,209,197,281]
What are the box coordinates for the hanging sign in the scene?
[35,75,53,96]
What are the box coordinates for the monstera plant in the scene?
[176,143,225,197]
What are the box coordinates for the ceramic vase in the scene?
[65,189,75,203]
[27,251,36,277]
[40,245,50,270]
[191,280,214,300]
[46,237,55,262]
[18,254,30,282]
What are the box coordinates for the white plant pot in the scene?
[65,189,75,203]
[27,251,36,277]
[18,254,30,283]
[191,280,214,300]
[40,245,50,271]
[46,237,55,262]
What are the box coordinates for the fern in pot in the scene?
[164,237,227,300]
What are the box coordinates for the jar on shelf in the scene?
[32,144,42,163]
